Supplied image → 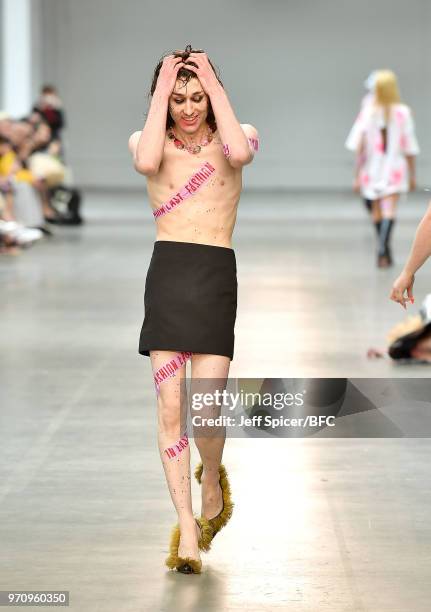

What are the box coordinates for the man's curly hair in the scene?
[147,44,224,132]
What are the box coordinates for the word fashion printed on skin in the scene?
[222,144,231,158]
[222,138,259,159]
[153,162,216,219]
[153,351,193,394]
[248,137,259,151]
[164,432,189,460]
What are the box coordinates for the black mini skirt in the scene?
[139,240,238,360]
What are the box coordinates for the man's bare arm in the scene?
[129,55,184,176]
[403,202,431,275]
[178,52,258,169]
[208,82,254,168]
[131,91,169,175]
[390,202,431,307]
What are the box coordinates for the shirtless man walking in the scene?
[128,46,258,574]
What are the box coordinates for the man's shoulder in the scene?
[240,123,259,138]
[128,130,141,152]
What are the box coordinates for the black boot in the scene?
[364,199,372,213]
[377,218,395,267]
[374,220,382,238]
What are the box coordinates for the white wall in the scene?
[1,0,44,116]
[1,0,32,117]
[30,0,43,104]
[38,0,431,189]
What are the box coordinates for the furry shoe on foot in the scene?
[194,463,234,539]
[165,516,213,574]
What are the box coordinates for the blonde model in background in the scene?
[347,71,377,214]
[346,70,419,268]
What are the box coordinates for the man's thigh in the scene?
[190,353,231,379]
[190,354,231,434]
[150,350,190,415]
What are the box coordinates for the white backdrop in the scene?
[32,0,431,189]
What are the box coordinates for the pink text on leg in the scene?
[154,351,193,394]
[164,432,189,460]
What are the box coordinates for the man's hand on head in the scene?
[181,52,221,96]
[155,55,187,98]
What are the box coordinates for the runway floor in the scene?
[1,190,430,611]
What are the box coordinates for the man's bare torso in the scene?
[146,128,242,248]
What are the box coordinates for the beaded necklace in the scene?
[167,126,214,155]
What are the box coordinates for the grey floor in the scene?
[1,190,430,611]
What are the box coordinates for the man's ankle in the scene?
[201,466,221,485]
[179,515,197,528]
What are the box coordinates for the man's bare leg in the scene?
[190,354,231,520]
[150,350,201,561]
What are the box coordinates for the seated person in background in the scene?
[25,115,82,225]
[0,173,15,222]
[0,135,44,250]
[0,133,34,184]
[29,118,63,161]
[0,112,12,137]
[32,85,66,156]
[2,110,81,226]
[5,119,61,222]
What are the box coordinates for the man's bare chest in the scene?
[147,140,241,208]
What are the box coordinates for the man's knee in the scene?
[157,394,186,435]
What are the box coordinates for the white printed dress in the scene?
[345,103,419,200]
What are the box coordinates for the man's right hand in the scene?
[155,55,185,98]
[390,270,415,309]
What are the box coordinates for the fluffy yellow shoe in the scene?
[165,516,213,574]
[194,463,234,539]
[195,515,214,552]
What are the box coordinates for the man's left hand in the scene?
[183,53,220,96]
[390,270,415,309]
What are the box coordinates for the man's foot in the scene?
[177,518,201,561]
[201,469,223,520]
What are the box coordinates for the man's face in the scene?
[411,334,431,362]
[169,77,208,133]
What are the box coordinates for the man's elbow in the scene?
[134,160,159,176]
[228,152,254,169]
